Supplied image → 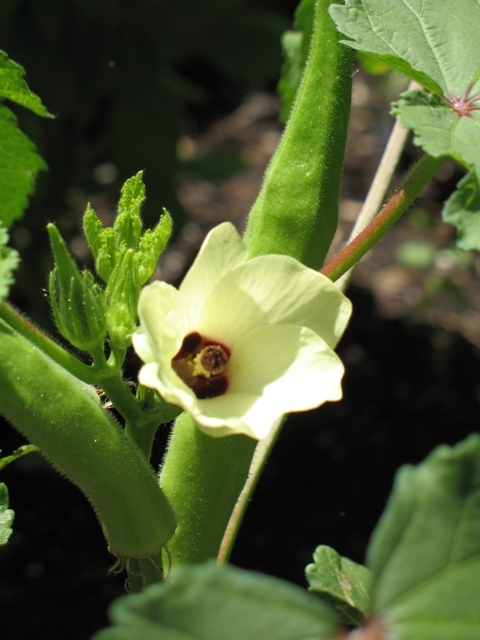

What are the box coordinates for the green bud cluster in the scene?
[48,224,107,352]
[49,171,172,353]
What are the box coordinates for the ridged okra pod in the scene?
[243,0,352,269]
[0,318,176,560]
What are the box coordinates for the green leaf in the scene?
[330,1,480,254]
[330,0,480,97]
[0,482,14,546]
[0,444,39,471]
[367,434,480,639]
[0,226,20,301]
[306,545,371,625]
[0,50,50,228]
[442,171,480,251]
[0,105,47,228]
[93,563,338,640]
[393,90,480,251]
[0,49,51,117]
[393,90,480,175]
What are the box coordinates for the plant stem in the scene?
[159,413,257,566]
[91,347,161,460]
[321,153,444,282]
[336,81,417,290]
[0,301,96,383]
[336,118,410,289]
[218,416,285,564]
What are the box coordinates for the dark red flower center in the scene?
[172,331,231,399]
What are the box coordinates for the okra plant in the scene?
[1,0,480,638]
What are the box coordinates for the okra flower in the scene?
[133,223,351,440]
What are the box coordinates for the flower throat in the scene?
[172,332,230,399]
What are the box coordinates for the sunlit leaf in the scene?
[0,105,47,228]
[0,50,51,117]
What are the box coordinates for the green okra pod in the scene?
[243,0,352,269]
[0,318,176,560]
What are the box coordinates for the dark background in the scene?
[1,1,480,638]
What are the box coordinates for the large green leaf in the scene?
[93,563,338,640]
[330,0,480,97]
[367,434,480,639]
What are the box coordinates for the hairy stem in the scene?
[0,301,96,383]
[321,154,444,282]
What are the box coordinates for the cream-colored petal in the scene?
[190,392,292,440]
[132,328,155,364]
[229,323,345,411]
[190,393,260,438]
[137,281,180,359]
[177,223,249,323]
[197,254,351,348]
[138,361,198,410]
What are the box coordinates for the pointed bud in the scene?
[48,224,107,351]
[83,204,104,260]
[106,249,140,350]
[136,209,173,284]
[95,227,117,282]
[113,171,144,251]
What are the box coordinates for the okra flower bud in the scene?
[106,249,140,350]
[48,224,107,352]
[83,172,172,285]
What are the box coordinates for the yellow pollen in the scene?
[192,345,229,378]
